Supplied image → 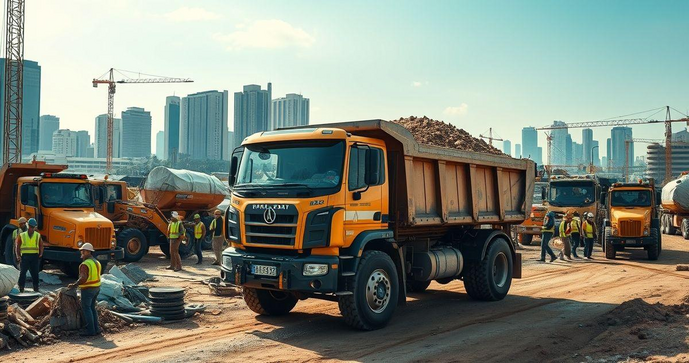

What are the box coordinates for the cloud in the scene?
[443,104,469,117]
[412,81,422,87]
[213,20,315,50]
[163,7,220,22]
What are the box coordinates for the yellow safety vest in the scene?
[210,218,223,234]
[582,221,594,238]
[194,222,204,239]
[571,218,580,233]
[12,227,26,240]
[559,221,572,238]
[168,221,183,239]
[541,215,554,233]
[19,231,40,255]
[79,258,101,289]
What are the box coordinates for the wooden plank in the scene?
[496,167,505,221]
[469,164,479,222]
[436,160,448,223]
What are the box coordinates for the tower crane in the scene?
[537,106,689,184]
[623,138,689,182]
[2,0,25,164]
[479,128,503,147]
[92,68,193,172]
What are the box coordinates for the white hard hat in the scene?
[171,211,179,218]
[79,243,95,252]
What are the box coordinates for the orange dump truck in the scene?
[514,181,548,245]
[221,120,535,330]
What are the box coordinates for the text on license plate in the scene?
[626,239,637,244]
[251,264,277,276]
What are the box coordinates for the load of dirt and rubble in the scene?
[391,116,505,155]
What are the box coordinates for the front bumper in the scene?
[43,247,125,263]
[607,236,656,247]
[220,248,340,293]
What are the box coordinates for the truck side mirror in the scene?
[229,156,239,187]
[20,185,29,205]
[365,148,381,186]
[36,213,43,229]
[656,190,661,206]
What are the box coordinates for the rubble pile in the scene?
[391,116,505,155]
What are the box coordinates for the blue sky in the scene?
[28,0,689,156]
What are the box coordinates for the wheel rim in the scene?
[366,269,391,313]
[127,238,142,255]
[493,252,508,288]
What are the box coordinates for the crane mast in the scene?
[2,0,24,164]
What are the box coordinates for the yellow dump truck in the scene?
[0,162,124,276]
[602,181,661,260]
[220,120,535,330]
[514,181,548,245]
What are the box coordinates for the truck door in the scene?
[344,144,388,245]
[17,183,39,222]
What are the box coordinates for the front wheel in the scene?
[463,238,513,301]
[647,228,660,260]
[3,234,18,268]
[339,250,399,330]
[682,220,689,240]
[520,234,534,246]
[243,287,298,316]
[604,227,616,259]
[117,228,148,262]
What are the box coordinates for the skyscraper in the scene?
[226,130,235,159]
[515,144,521,158]
[565,134,573,166]
[606,138,612,168]
[0,59,41,160]
[521,127,540,164]
[52,129,77,156]
[550,121,568,166]
[121,107,152,158]
[271,93,309,129]
[164,96,181,161]
[582,128,593,166]
[76,130,90,157]
[39,115,59,151]
[503,140,511,156]
[573,142,583,166]
[95,115,122,159]
[611,126,633,169]
[156,131,165,160]
[234,83,271,147]
[592,140,600,166]
[180,91,229,161]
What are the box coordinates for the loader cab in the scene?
[91,179,128,221]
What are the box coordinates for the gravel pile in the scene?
[391,116,504,155]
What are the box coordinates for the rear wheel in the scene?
[339,250,399,330]
[160,229,195,259]
[3,234,18,268]
[661,215,668,235]
[117,228,148,262]
[604,227,616,259]
[463,238,513,301]
[243,287,298,316]
[520,234,534,246]
[682,220,689,240]
[667,215,677,235]
[647,228,660,260]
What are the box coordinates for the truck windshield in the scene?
[235,140,345,189]
[41,182,94,208]
[610,190,651,207]
[549,182,595,207]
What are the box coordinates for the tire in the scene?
[60,262,81,278]
[407,280,431,293]
[243,287,298,316]
[160,229,195,260]
[338,250,399,330]
[520,234,534,246]
[604,227,616,259]
[3,234,18,268]
[201,216,213,250]
[682,220,689,240]
[462,238,513,301]
[117,228,148,262]
[667,215,677,235]
[647,228,660,260]
[661,215,668,235]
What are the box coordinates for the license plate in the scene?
[626,239,637,244]
[251,264,277,277]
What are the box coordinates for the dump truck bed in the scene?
[289,120,535,232]
[0,162,67,217]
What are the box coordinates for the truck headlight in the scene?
[643,228,649,236]
[223,256,233,272]
[303,263,328,277]
[612,228,618,235]
[77,240,84,247]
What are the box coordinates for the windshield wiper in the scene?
[232,184,268,197]
[272,183,314,195]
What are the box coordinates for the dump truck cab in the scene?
[0,162,124,276]
[543,175,601,239]
[602,181,660,260]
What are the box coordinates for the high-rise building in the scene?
[94,115,122,159]
[121,107,152,158]
[164,96,181,161]
[606,138,612,167]
[521,127,540,164]
[271,93,309,130]
[180,91,229,161]
[611,126,633,169]
[0,59,41,160]
[39,115,59,151]
[550,121,568,166]
[646,129,689,181]
[226,130,235,159]
[156,131,165,159]
[234,83,271,147]
[582,129,593,166]
[503,140,511,156]
[573,142,583,166]
[514,144,521,158]
[86,145,94,158]
[565,134,573,166]
[75,130,90,157]
[592,140,600,166]
[52,129,77,156]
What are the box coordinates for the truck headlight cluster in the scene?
[303,263,328,277]
[643,228,649,236]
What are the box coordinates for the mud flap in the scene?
[512,252,522,279]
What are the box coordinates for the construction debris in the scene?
[204,277,241,297]
[391,116,505,155]
[676,265,689,271]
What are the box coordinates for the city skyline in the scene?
[26,1,688,159]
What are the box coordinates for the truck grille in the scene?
[244,204,298,246]
[619,221,642,237]
[85,227,112,249]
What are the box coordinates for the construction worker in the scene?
[570,212,582,259]
[558,211,573,260]
[209,209,225,266]
[539,211,558,262]
[67,243,101,336]
[12,217,28,243]
[193,214,206,265]
[15,218,43,292]
[167,211,186,271]
[582,212,597,259]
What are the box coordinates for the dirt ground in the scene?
[3,235,689,363]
